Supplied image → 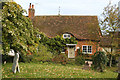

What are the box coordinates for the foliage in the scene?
[19,54,33,63]
[78,49,82,55]
[107,54,118,66]
[100,2,119,35]
[117,73,120,80]
[52,54,69,65]
[39,33,77,54]
[92,51,108,72]
[31,44,52,62]
[19,44,52,63]
[2,2,40,55]
[2,54,13,63]
[75,56,85,65]
[99,2,119,67]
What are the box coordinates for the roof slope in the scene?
[33,16,100,41]
[100,35,120,47]
[100,36,112,47]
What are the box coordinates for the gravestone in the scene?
[12,52,20,73]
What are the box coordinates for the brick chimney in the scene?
[28,3,35,20]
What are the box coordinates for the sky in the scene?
[13,0,120,18]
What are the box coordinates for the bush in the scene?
[2,54,14,63]
[92,51,107,72]
[31,44,52,62]
[19,44,52,63]
[75,56,85,65]
[52,54,68,65]
[19,54,33,63]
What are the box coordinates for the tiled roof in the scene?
[100,35,120,47]
[33,15,100,41]
[100,36,112,47]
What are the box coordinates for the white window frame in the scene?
[63,34,71,39]
[82,45,92,54]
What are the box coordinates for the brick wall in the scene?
[76,40,99,55]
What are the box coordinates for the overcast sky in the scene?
[14,0,120,17]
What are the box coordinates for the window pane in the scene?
[64,35,66,37]
[83,46,87,53]
[68,35,70,37]
[88,46,92,53]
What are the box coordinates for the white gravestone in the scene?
[8,49,15,56]
[12,51,20,73]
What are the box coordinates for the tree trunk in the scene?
[109,54,112,67]
[12,52,20,73]
[109,47,113,67]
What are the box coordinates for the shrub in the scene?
[31,44,52,62]
[77,48,83,56]
[52,54,68,65]
[92,51,107,72]
[2,54,14,63]
[75,56,85,65]
[19,44,52,63]
[19,54,33,63]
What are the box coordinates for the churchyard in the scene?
[2,62,118,78]
[1,1,120,79]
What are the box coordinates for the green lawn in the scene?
[2,62,118,78]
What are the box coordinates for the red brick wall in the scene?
[76,40,99,56]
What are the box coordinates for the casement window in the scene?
[63,34,71,39]
[82,45,92,54]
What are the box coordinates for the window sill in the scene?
[61,52,65,53]
[82,52,92,54]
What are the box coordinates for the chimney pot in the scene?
[29,3,31,8]
[32,4,34,8]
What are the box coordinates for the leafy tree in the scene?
[99,2,119,67]
[2,2,40,73]
[92,51,107,72]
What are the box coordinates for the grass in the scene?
[2,62,118,78]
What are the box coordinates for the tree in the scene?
[99,2,119,67]
[2,2,40,73]
[92,51,107,72]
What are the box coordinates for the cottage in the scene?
[28,3,102,58]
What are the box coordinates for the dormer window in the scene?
[63,34,71,39]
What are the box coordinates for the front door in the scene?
[68,46,75,58]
